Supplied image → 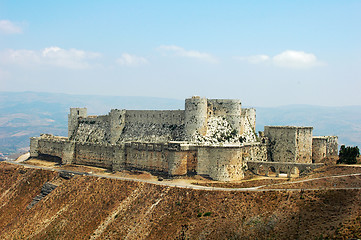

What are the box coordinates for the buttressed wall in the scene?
[30,97,334,181]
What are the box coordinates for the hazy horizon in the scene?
[2,90,361,109]
[1,1,360,107]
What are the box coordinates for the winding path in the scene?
[4,160,361,192]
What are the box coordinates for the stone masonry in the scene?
[264,126,313,164]
[312,136,339,163]
[30,97,337,181]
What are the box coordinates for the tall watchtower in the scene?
[68,108,87,138]
[184,96,208,139]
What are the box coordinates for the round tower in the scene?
[184,96,208,140]
[211,99,241,134]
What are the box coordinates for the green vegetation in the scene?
[337,145,360,164]
[203,212,212,217]
[196,211,212,217]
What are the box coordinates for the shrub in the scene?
[337,145,360,164]
[203,212,212,217]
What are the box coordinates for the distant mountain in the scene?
[0,91,183,157]
[255,105,361,147]
[0,91,360,157]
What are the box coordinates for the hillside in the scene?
[1,91,360,157]
[1,162,361,239]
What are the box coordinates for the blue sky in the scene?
[0,1,360,106]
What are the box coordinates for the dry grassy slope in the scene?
[0,163,360,240]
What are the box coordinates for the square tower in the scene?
[312,136,338,162]
[264,126,313,163]
[68,108,87,138]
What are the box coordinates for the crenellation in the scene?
[30,97,337,181]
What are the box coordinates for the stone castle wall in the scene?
[207,99,242,134]
[30,97,337,181]
[68,97,256,145]
[264,126,313,163]
[125,142,169,174]
[120,110,185,143]
[36,136,67,159]
[197,146,244,181]
[74,142,115,169]
[295,127,313,163]
[30,134,267,181]
[73,115,111,143]
[125,110,185,125]
[241,108,256,134]
[326,136,339,157]
[312,136,339,162]
[197,143,267,181]
[184,97,208,138]
[68,108,87,138]
[70,110,186,144]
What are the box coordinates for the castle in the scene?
[30,97,338,181]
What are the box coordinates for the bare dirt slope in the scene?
[0,162,361,240]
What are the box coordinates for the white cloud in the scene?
[158,45,218,63]
[272,50,322,68]
[1,47,101,69]
[235,50,324,69]
[116,53,148,66]
[0,20,22,34]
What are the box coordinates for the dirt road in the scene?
[5,159,361,192]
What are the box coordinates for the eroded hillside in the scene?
[0,162,360,239]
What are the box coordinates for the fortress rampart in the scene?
[125,110,185,125]
[264,126,313,163]
[30,97,338,181]
[312,136,339,162]
[31,135,268,181]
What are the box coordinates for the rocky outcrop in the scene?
[27,182,57,209]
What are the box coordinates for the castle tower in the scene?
[264,126,313,163]
[184,96,208,139]
[240,108,256,135]
[68,108,87,138]
[109,109,126,144]
[213,99,242,134]
[225,100,242,134]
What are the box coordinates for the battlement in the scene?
[30,97,337,181]
[264,126,313,129]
